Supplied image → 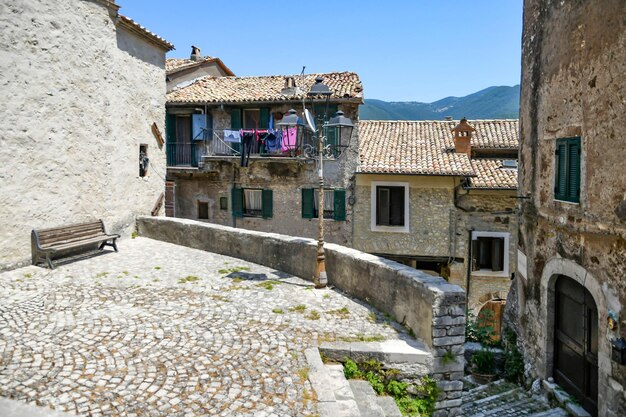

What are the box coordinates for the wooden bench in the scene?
[31,220,120,269]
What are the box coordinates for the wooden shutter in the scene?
[333,189,346,221]
[491,237,505,271]
[377,187,390,226]
[231,187,244,218]
[262,189,273,219]
[555,141,568,200]
[260,108,270,129]
[166,113,176,143]
[568,138,581,202]
[302,188,314,219]
[230,108,242,130]
[165,181,175,217]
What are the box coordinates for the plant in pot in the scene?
[471,348,498,384]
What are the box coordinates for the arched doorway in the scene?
[554,275,598,416]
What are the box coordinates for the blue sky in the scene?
[118,1,523,102]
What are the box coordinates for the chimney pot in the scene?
[451,117,475,156]
[190,45,202,61]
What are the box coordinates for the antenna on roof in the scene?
[301,66,306,112]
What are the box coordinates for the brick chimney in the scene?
[452,118,475,156]
[190,45,202,61]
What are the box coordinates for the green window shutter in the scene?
[555,142,568,200]
[333,189,346,221]
[166,113,176,143]
[231,187,244,218]
[260,108,270,129]
[302,188,314,219]
[230,108,242,130]
[262,189,273,219]
[568,138,581,202]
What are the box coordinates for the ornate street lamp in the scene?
[279,77,354,288]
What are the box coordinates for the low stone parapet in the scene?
[137,216,466,415]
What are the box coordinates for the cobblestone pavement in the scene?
[0,237,404,417]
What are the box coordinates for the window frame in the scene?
[312,189,336,220]
[370,181,409,233]
[554,136,581,204]
[301,188,346,221]
[243,188,263,218]
[471,231,510,277]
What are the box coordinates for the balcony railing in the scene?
[166,129,341,168]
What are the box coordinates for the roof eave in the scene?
[166,97,363,106]
[117,15,174,51]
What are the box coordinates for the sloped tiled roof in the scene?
[468,159,518,189]
[117,15,174,51]
[358,121,475,176]
[358,120,519,188]
[166,57,234,76]
[450,120,519,149]
[166,72,363,104]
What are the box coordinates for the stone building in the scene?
[165,45,234,92]
[0,0,174,270]
[164,72,363,246]
[513,0,626,416]
[353,119,519,331]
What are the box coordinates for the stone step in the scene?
[305,347,404,417]
[349,380,386,417]
[529,408,569,417]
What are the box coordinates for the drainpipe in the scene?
[466,228,474,308]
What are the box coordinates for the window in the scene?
[471,231,510,276]
[231,188,272,219]
[139,144,148,177]
[219,197,228,211]
[555,137,581,203]
[370,182,409,232]
[301,188,346,221]
[197,201,208,219]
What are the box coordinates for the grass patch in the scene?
[23,273,32,279]
[223,284,249,292]
[178,275,200,284]
[152,278,159,283]
[218,266,251,275]
[296,367,310,381]
[368,312,377,323]
[210,295,231,302]
[322,293,330,299]
[256,280,282,291]
[272,308,284,314]
[326,307,350,317]
[154,266,161,270]
[289,305,307,313]
[306,310,320,320]
[339,334,386,343]
[131,231,138,239]
[95,272,109,278]
[231,276,246,283]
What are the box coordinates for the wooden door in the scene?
[554,276,598,416]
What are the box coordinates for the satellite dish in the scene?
[304,109,316,133]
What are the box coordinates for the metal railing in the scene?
[166,128,340,167]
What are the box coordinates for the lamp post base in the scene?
[314,250,327,288]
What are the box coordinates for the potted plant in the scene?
[471,348,498,384]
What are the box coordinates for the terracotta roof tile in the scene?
[166,72,363,104]
[468,159,518,189]
[449,119,519,149]
[358,121,475,176]
[166,58,211,72]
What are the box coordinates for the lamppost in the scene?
[278,77,354,288]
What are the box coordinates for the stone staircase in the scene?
[305,348,403,417]
[461,379,568,417]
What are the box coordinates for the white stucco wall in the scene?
[0,0,168,269]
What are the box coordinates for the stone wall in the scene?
[517,0,626,415]
[353,174,517,312]
[167,102,360,246]
[0,0,169,270]
[137,215,466,415]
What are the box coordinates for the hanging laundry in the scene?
[240,131,254,167]
[224,129,241,143]
[264,131,281,153]
[281,127,297,152]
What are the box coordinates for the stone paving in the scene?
[0,237,405,417]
